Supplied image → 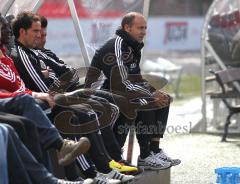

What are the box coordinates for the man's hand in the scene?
[153,90,172,108]
[41,67,52,78]
[32,92,55,108]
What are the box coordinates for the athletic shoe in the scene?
[152,150,181,166]
[109,160,138,175]
[117,160,144,175]
[57,178,93,184]
[107,169,135,183]
[137,153,171,170]
[58,137,90,166]
[94,172,121,184]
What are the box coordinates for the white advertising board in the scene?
[46,17,204,55]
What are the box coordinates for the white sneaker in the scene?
[94,172,121,184]
[153,150,181,166]
[107,169,135,182]
[137,153,171,170]
[57,178,93,184]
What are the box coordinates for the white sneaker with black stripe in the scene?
[107,169,135,183]
[57,178,93,184]
[94,172,120,184]
[137,153,171,170]
[152,150,181,166]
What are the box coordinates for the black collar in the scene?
[15,40,28,50]
[115,29,144,52]
[15,40,38,57]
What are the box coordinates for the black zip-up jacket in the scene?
[85,29,154,97]
[12,41,78,92]
[12,41,55,92]
[39,48,81,92]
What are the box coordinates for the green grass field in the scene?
[164,74,201,96]
[159,74,201,105]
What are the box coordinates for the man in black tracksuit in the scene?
[11,11,136,183]
[85,12,181,169]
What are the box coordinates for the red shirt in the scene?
[0,48,32,98]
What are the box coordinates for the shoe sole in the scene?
[170,160,181,166]
[121,170,143,176]
[59,137,91,166]
[115,168,138,174]
[119,164,144,176]
[138,163,171,170]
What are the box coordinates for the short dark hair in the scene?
[12,11,40,39]
[121,12,143,29]
[40,15,48,28]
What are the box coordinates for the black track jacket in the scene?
[12,41,77,92]
[85,28,155,98]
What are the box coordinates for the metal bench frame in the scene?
[209,68,240,141]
